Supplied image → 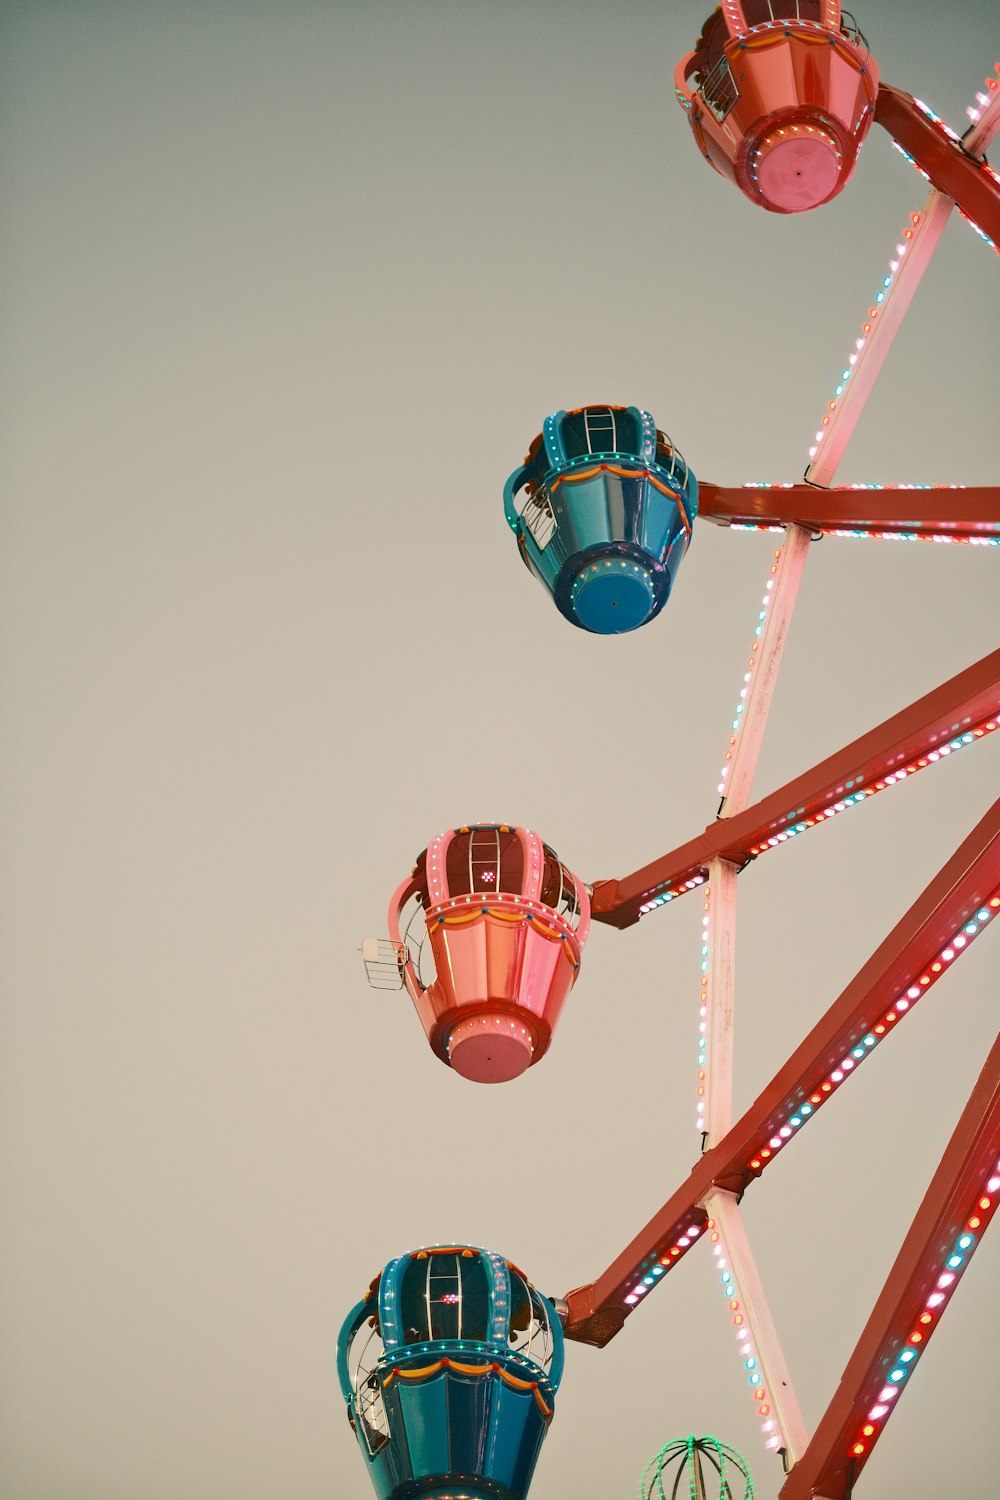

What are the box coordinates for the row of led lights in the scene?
[808,210,923,462]
[889,142,928,185]
[846,1154,1000,1469]
[731,522,999,546]
[891,141,999,254]
[894,70,1000,252]
[824,529,1000,545]
[641,718,997,918]
[638,871,706,918]
[957,205,999,255]
[965,124,1000,252]
[736,478,1000,548]
[745,894,1000,1177]
[965,64,1000,123]
[742,481,958,489]
[736,477,999,547]
[746,719,998,858]
[736,15,843,32]
[622,1219,706,1307]
[717,549,782,800]
[430,893,564,914]
[708,1223,782,1453]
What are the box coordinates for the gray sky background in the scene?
[2,2,998,1497]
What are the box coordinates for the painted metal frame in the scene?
[697,483,1000,541]
[564,798,1000,1335]
[558,65,1000,1495]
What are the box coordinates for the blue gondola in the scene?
[338,1245,565,1500]
[503,405,698,634]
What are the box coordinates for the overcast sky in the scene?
[2,3,998,1498]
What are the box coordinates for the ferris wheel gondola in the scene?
[504,405,698,634]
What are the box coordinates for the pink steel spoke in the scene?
[703,505,809,1466]
[592,647,1000,929]
[716,546,782,806]
[694,881,713,1141]
[805,200,951,484]
[705,532,808,1203]
[779,1032,1000,1500]
[700,859,738,1149]
[563,798,1000,1346]
[717,527,811,816]
[704,1189,809,1466]
[806,70,1000,484]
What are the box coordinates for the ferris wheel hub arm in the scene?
[698,482,1000,541]
[589,647,1000,929]
[721,526,811,819]
[875,82,1000,241]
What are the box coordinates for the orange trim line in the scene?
[434,907,580,964]
[382,1357,553,1419]
[740,28,878,107]
[549,463,692,532]
[411,1247,476,1259]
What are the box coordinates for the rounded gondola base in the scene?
[754,128,842,212]
[554,543,673,635]
[446,1012,535,1084]
[568,555,658,633]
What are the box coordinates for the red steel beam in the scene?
[591,648,1000,930]
[564,798,1000,1346]
[875,82,1000,243]
[779,1030,1000,1500]
[698,483,1000,540]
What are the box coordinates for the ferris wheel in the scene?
[345,5,1000,1499]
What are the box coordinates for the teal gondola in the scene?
[504,405,698,634]
[338,1245,564,1500]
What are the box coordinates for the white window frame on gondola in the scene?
[425,1252,464,1340]
[468,826,503,893]
[506,1280,555,1374]
[349,1321,391,1455]
[521,485,557,551]
[583,406,618,453]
